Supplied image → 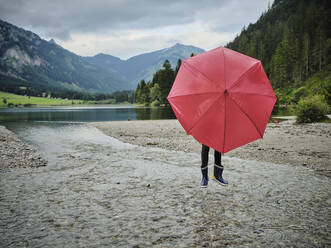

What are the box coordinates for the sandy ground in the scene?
[91,119,331,177]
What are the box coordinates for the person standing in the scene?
[200,144,228,187]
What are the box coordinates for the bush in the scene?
[292,87,308,103]
[151,99,160,107]
[296,95,329,123]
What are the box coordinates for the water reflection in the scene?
[0,106,176,123]
[135,107,175,120]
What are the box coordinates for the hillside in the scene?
[226,0,330,105]
[0,19,128,94]
[84,43,204,89]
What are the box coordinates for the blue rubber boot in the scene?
[212,164,228,186]
[200,166,208,188]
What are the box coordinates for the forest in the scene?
[226,0,330,106]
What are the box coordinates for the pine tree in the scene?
[175,59,182,77]
[302,32,310,79]
[158,60,175,104]
[270,24,295,88]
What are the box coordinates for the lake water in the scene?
[0,104,294,124]
[0,105,176,123]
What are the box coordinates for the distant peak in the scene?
[49,38,57,44]
[92,53,123,61]
[173,43,184,47]
[169,43,204,52]
[95,53,110,57]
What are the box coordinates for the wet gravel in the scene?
[0,125,47,170]
[0,124,330,247]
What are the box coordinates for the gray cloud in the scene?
[0,0,269,57]
[0,0,268,35]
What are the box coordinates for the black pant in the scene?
[201,144,222,168]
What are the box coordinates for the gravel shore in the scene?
[0,125,47,170]
[0,123,330,247]
[91,119,331,177]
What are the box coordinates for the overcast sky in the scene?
[0,0,270,59]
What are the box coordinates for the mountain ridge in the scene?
[83,43,204,89]
[0,18,204,94]
[0,18,128,93]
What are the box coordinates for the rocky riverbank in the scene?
[91,118,331,177]
[0,125,47,170]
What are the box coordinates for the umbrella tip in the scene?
[224,89,228,94]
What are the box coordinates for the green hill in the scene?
[226,0,330,106]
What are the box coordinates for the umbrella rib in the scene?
[222,47,226,153]
[183,61,217,87]
[222,47,226,89]
[230,92,277,98]
[187,94,222,134]
[228,95,263,138]
[228,62,260,91]
[167,91,220,99]
[223,93,227,153]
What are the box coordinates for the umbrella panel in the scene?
[169,92,221,133]
[224,48,259,88]
[229,63,275,96]
[223,94,264,153]
[189,94,226,152]
[229,92,276,137]
[168,62,221,98]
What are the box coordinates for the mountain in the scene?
[0,19,129,94]
[0,19,204,94]
[83,43,204,89]
[226,0,330,105]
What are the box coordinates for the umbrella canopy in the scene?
[167,46,277,154]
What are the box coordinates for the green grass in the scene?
[0,91,133,107]
[0,91,82,107]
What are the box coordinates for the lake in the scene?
[0,104,295,124]
[0,105,176,123]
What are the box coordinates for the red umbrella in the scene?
[167,46,277,154]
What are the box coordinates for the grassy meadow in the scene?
[0,91,82,107]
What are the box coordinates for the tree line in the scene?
[134,59,182,106]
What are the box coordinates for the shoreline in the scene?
[91,119,331,177]
[1,118,330,177]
